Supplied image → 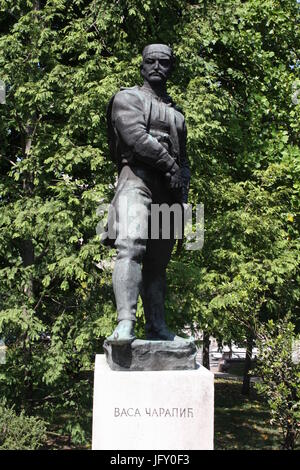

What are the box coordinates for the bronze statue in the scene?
[102,44,190,344]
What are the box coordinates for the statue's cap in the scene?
[142,44,173,59]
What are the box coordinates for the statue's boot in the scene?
[107,244,143,344]
[106,320,136,345]
[146,322,176,341]
[145,317,193,342]
[141,268,193,342]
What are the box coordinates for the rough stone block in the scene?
[103,339,197,371]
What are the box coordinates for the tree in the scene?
[167,0,300,380]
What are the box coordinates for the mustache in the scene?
[150,71,165,77]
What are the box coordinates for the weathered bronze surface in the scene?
[103,44,192,350]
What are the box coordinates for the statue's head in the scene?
[141,44,174,86]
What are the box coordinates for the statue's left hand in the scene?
[165,168,182,190]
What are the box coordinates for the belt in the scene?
[129,164,164,182]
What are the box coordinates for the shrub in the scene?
[253,320,300,450]
[0,400,47,450]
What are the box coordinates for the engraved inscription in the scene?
[114,407,194,418]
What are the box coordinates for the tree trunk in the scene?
[20,239,35,410]
[202,331,210,370]
[283,424,296,450]
[21,124,35,409]
[19,71,38,409]
[229,340,232,359]
[242,334,253,395]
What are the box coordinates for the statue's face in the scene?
[141,53,173,85]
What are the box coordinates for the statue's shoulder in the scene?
[171,100,185,116]
[109,86,146,113]
[113,85,143,102]
[120,85,140,93]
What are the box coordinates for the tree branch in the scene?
[0,153,17,167]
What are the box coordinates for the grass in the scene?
[214,378,284,450]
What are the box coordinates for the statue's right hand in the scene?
[165,166,183,202]
[166,165,182,190]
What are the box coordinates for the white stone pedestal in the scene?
[92,355,214,450]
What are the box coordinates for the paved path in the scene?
[197,353,258,382]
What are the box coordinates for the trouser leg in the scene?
[141,267,167,334]
[113,238,147,322]
[141,238,175,339]
[112,183,150,323]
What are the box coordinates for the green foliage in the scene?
[169,154,300,346]
[0,399,47,450]
[253,320,300,450]
[167,0,300,346]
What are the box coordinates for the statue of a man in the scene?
[103,44,190,344]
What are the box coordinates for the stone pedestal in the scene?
[92,355,214,450]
